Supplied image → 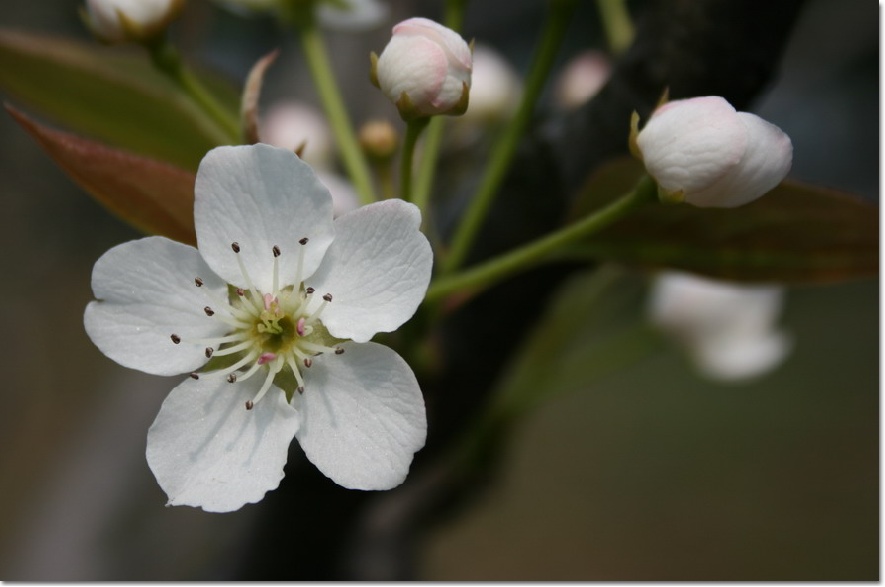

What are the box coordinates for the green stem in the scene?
[425,176,656,302]
[595,0,635,55]
[399,118,429,201]
[146,36,240,143]
[295,19,377,205]
[440,0,579,275]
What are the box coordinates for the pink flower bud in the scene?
[372,17,472,120]
[635,96,793,208]
[83,0,185,44]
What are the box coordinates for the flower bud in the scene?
[82,0,185,44]
[633,96,793,208]
[554,50,611,110]
[648,271,790,382]
[259,101,334,170]
[460,44,520,125]
[371,17,472,120]
[358,119,399,162]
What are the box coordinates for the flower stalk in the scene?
[293,16,377,205]
[425,175,657,302]
[399,117,429,201]
[439,0,579,275]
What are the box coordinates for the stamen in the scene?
[245,400,254,410]
[171,334,181,344]
[230,242,264,314]
[305,287,315,294]
[228,373,237,383]
[306,294,331,323]
[210,339,254,357]
[204,306,215,316]
[303,358,312,368]
[300,340,341,355]
[195,277,204,287]
[189,372,199,379]
[294,237,307,286]
[272,246,281,293]
[257,352,277,365]
[335,347,345,355]
[322,293,333,302]
[205,347,214,359]
[284,354,306,390]
[296,317,306,336]
[246,360,283,410]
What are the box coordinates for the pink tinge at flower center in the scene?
[169,237,345,410]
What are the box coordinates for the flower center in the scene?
[170,239,344,410]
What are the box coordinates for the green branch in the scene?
[425,176,656,302]
[439,0,579,275]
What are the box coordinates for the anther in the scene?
[236,287,245,296]
[205,347,214,359]
[303,358,313,368]
[245,400,254,410]
[322,293,333,302]
[227,373,237,383]
[272,245,281,257]
[297,386,305,394]
[171,334,181,344]
[296,317,306,337]
[204,306,215,316]
[194,277,204,287]
[305,287,315,294]
[231,242,241,253]
[335,347,345,355]
[189,372,199,380]
[299,237,309,245]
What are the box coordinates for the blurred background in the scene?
[0,0,877,580]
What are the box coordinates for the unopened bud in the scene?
[371,17,472,120]
[82,0,185,44]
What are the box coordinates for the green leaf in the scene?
[0,28,239,171]
[9,104,196,244]
[566,157,878,284]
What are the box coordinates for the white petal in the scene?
[146,375,299,512]
[194,144,335,293]
[637,96,747,197]
[84,237,230,376]
[295,342,426,490]
[692,331,791,382]
[305,199,433,342]
[689,112,793,207]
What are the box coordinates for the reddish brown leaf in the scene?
[567,157,878,284]
[9,103,196,245]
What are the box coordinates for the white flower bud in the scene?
[461,44,520,124]
[371,17,472,120]
[259,101,334,170]
[634,96,793,208]
[554,49,611,110]
[83,0,185,44]
[648,271,790,382]
[316,0,388,31]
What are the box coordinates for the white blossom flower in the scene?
[633,96,793,208]
[82,0,185,44]
[648,271,790,382]
[371,17,472,120]
[84,144,432,512]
